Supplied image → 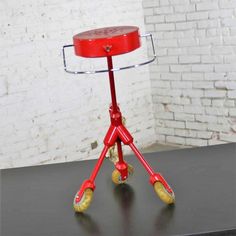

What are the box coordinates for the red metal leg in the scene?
[75,145,109,203]
[129,142,154,176]
[115,139,128,181]
[90,145,109,182]
[129,142,173,193]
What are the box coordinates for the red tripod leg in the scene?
[129,142,173,194]
[115,139,128,181]
[73,145,109,212]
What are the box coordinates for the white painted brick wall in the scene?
[0,0,155,169]
[143,0,236,146]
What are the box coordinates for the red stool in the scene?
[62,26,175,213]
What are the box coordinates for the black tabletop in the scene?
[1,143,236,236]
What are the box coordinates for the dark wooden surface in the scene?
[1,143,236,236]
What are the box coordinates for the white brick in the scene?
[219,0,236,8]
[196,131,213,139]
[146,15,165,23]
[215,64,236,72]
[188,46,211,55]
[156,48,168,56]
[161,73,181,80]
[165,14,186,22]
[175,112,195,121]
[222,18,236,27]
[201,55,223,63]
[186,122,207,130]
[182,73,204,81]
[179,56,200,64]
[166,135,186,145]
[165,120,185,128]
[220,133,236,143]
[175,128,197,137]
[171,81,192,88]
[211,46,233,55]
[158,39,178,47]
[191,98,201,105]
[209,9,233,18]
[154,6,174,14]
[145,24,155,31]
[152,80,171,88]
[228,90,236,98]
[154,104,165,112]
[174,4,195,12]
[178,38,198,47]
[196,2,218,11]
[215,81,236,90]
[208,139,227,145]
[143,0,160,8]
[204,90,226,98]
[205,107,228,116]
[156,134,166,142]
[228,73,236,80]
[144,8,154,15]
[223,37,236,46]
[155,112,174,119]
[184,105,204,114]
[193,81,214,89]
[169,0,189,4]
[170,65,191,72]
[224,55,236,63]
[153,95,172,103]
[0,75,8,96]
[176,22,196,30]
[158,56,178,64]
[168,48,188,55]
[201,98,211,106]
[172,97,191,105]
[199,36,221,45]
[163,31,184,39]
[151,65,170,72]
[186,138,208,146]
[155,23,175,31]
[155,88,182,96]
[187,12,208,21]
[192,64,214,72]
[195,29,206,38]
[183,89,204,97]
[208,123,231,132]
[196,115,217,123]
[167,104,184,112]
[160,0,170,6]
[212,99,224,107]
[224,100,235,107]
[156,127,175,135]
[197,19,220,30]
[229,108,236,116]
[205,73,227,80]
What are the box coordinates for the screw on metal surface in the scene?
[104,45,112,52]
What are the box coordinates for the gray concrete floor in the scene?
[141,142,190,153]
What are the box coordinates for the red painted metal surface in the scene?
[73,26,140,58]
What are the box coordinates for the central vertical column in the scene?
[107,56,118,113]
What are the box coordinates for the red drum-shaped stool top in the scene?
[73,26,141,58]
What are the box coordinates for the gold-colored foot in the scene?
[73,188,94,213]
[111,164,134,185]
[154,181,175,205]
